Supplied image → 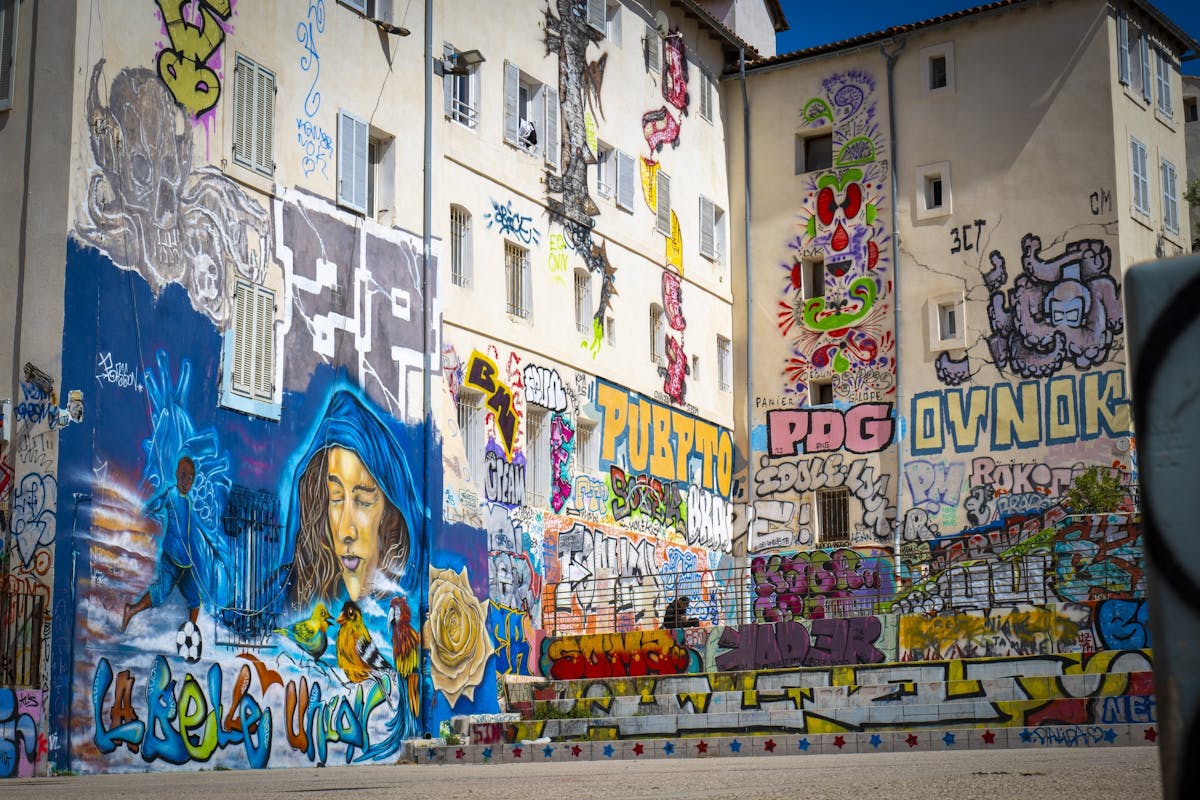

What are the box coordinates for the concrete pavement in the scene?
[0,745,1161,799]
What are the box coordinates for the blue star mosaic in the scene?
[942,732,956,746]
[1103,728,1118,743]
[798,738,811,752]
[543,745,555,758]
[426,748,437,760]
[482,747,493,760]
[603,744,615,758]
[730,739,742,753]
[663,741,676,756]
[1019,730,1033,743]
[869,734,883,749]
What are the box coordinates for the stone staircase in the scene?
[406,646,1158,764]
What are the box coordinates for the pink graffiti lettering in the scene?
[767,402,894,456]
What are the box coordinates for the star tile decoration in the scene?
[603,744,615,758]
[543,745,555,759]
[868,734,883,749]
[426,748,437,760]
[482,747,493,760]
[632,742,645,756]
[798,738,811,752]
[729,739,743,753]
[571,745,582,758]
[1019,729,1033,743]
[455,748,466,760]
[764,739,776,752]
[663,741,676,756]
[696,740,709,754]
[1103,728,1118,743]
[942,732,956,747]
[905,733,919,748]
[1145,728,1158,742]
[981,730,996,745]
[512,746,523,759]
[833,735,846,750]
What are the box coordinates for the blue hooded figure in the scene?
[286,387,425,608]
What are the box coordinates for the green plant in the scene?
[1064,466,1124,515]
[532,701,593,720]
[443,732,462,746]
[1184,177,1200,208]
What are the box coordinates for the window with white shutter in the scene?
[1155,48,1172,117]
[1131,137,1149,215]
[456,388,485,482]
[1162,159,1179,233]
[338,110,369,213]
[650,304,665,363]
[525,408,550,507]
[717,336,731,391]
[230,280,275,404]
[1139,34,1151,103]
[451,205,473,287]
[699,196,715,259]
[545,86,560,170]
[605,3,621,45]
[506,241,531,318]
[645,23,660,74]
[0,0,17,111]
[616,150,635,211]
[444,43,480,129]
[587,0,605,34]
[503,61,520,146]
[232,55,275,177]
[699,68,714,122]
[655,170,671,235]
[1116,12,1130,85]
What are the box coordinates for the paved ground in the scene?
[1,746,1162,800]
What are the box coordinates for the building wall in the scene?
[1183,75,1200,245]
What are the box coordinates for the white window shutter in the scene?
[338,111,368,212]
[545,86,560,170]
[0,1,16,110]
[1140,35,1151,102]
[522,254,532,317]
[699,196,715,258]
[233,57,253,169]
[655,170,671,235]
[617,150,635,211]
[232,283,251,397]
[253,286,275,401]
[503,61,520,145]
[443,44,454,117]
[645,23,660,73]
[587,0,605,33]
[255,64,275,175]
[1117,12,1130,85]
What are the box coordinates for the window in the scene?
[505,241,531,318]
[504,62,559,170]
[616,149,636,211]
[1117,12,1130,85]
[606,315,616,345]
[717,336,731,391]
[700,196,726,262]
[232,55,275,177]
[938,302,959,341]
[644,23,660,74]
[800,256,825,300]
[586,0,605,34]
[1186,97,1199,122]
[655,169,672,235]
[809,379,834,406]
[1,0,18,111]
[605,1,622,45]
[1130,136,1150,215]
[1155,48,1173,117]
[576,420,598,473]
[595,141,614,197]
[650,304,666,364]
[1140,33,1151,103]
[338,111,390,217]
[450,205,473,287]
[795,132,833,174]
[443,44,480,129]
[816,487,851,546]
[928,292,966,350]
[456,388,485,482]
[699,67,714,122]
[338,0,368,13]
[691,355,700,382]
[921,42,954,95]
[574,268,593,333]
[916,161,952,219]
[929,56,947,90]
[230,281,275,404]
[1162,159,1179,233]
[525,408,549,506]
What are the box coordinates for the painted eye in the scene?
[817,187,837,226]
[842,183,863,218]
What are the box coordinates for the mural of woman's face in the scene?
[326,446,383,600]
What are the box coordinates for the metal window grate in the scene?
[216,485,284,646]
[525,409,548,506]
[456,389,484,481]
[817,487,851,545]
[505,241,530,317]
[0,591,44,687]
[451,206,471,286]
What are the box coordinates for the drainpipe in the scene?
[880,38,906,577]
[420,0,435,737]
[739,46,753,627]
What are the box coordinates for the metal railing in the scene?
[1,590,44,687]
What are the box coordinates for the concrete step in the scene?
[405,723,1159,765]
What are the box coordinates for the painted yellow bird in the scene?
[336,600,395,685]
[274,603,335,663]
[389,595,420,718]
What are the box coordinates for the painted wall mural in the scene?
[295,1,334,179]
[154,0,233,121]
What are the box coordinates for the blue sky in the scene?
[775,0,1200,75]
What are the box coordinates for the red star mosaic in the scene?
[1145,728,1158,742]
[512,747,523,758]
[905,733,919,747]
[455,749,465,760]
[981,730,996,745]
[834,736,846,749]
[696,740,709,754]
[633,743,645,756]
[571,745,582,758]
[764,739,776,752]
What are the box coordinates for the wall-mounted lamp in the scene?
[434,49,485,77]
[372,17,410,36]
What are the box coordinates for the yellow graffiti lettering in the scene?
[639,157,658,211]
[1081,370,1131,438]
[671,411,695,485]
[912,393,943,453]
[945,387,989,451]
[155,0,232,117]
[716,432,733,497]
[627,402,650,473]
[665,211,683,273]
[179,674,218,761]
[992,381,1041,449]
[598,382,627,463]
[650,404,675,480]
[1046,375,1077,441]
[693,422,717,492]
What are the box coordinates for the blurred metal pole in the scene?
[1125,253,1200,800]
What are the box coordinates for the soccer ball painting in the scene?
[176,619,203,663]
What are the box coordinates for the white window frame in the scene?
[338,0,369,14]
[644,22,660,74]
[616,149,636,211]
[800,256,825,301]
[717,336,731,392]
[928,291,966,350]
[595,141,614,198]
[504,62,559,170]
[1161,158,1179,234]
[574,268,593,333]
[575,419,598,474]
[916,161,952,220]
[586,0,606,34]
[699,196,725,262]
[650,304,666,364]
[1140,33,1152,104]
[921,42,955,95]
[450,204,473,287]
[337,110,370,214]
[795,130,833,174]
[443,43,481,130]
[456,387,486,483]
[606,315,616,345]
[1130,136,1150,216]
[655,169,672,235]
[699,67,714,123]
[1117,11,1130,86]
[232,54,275,177]
[505,240,532,319]
[605,2,622,46]
[1155,47,1172,117]
[220,280,279,419]
[0,0,18,112]
[809,379,834,406]
[525,407,550,507]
